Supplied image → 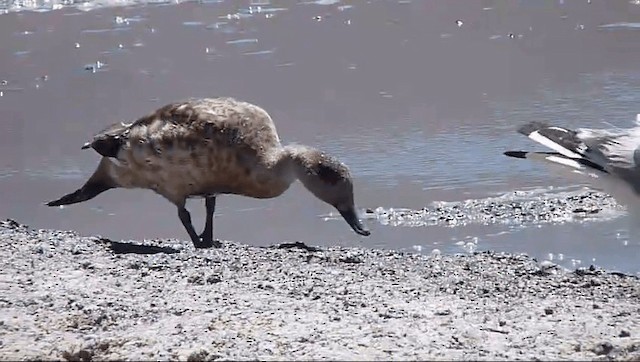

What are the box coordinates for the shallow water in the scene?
[1,0,640,274]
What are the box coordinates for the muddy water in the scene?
[1,0,640,273]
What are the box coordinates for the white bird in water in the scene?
[47,97,370,248]
[504,115,640,207]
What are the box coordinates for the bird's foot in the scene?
[194,235,222,249]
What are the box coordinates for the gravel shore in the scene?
[1,218,639,361]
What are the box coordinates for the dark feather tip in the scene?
[517,121,550,136]
[504,151,528,159]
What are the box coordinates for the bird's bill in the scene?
[338,206,370,236]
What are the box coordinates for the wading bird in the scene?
[47,97,370,248]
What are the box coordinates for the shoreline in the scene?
[1,218,639,361]
[362,189,624,228]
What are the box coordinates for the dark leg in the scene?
[199,196,221,248]
[177,206,209,249]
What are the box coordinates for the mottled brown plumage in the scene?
[47,97,370,248]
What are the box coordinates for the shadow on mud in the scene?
[98,238,181,255]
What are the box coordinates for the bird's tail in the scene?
[506,121,609,174]
[516,121,586,159]
[504,150,608,174]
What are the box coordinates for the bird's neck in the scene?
[275,144,320,179]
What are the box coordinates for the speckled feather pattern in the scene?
[85,97,351,207]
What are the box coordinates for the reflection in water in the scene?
[1,0,640,274]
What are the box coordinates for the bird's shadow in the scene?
[97,238,181,255]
